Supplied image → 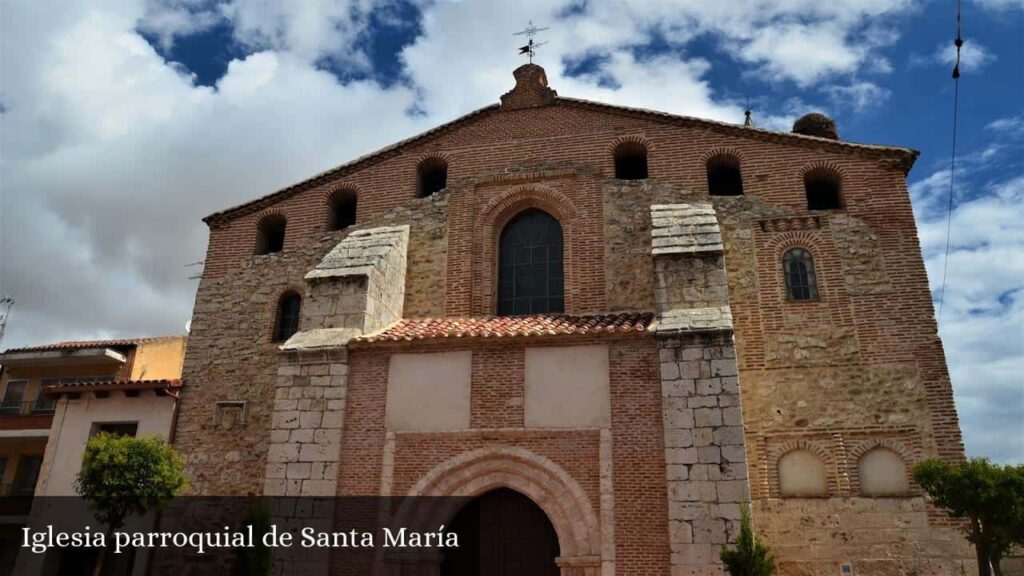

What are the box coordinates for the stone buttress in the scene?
[262,226,409,575]
[651,203,751,576]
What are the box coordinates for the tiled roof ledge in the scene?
[651,203,724,255]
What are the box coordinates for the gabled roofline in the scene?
[203,97,919,226]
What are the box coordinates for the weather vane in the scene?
[514,21,549,63]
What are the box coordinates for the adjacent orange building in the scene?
[0,336,185,574]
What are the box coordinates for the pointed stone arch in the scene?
[390,447,602,574]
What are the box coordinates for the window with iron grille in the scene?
[274,292,302,342]
[783,248,819,300]
[497,209,564,316]
[0,381,26,414]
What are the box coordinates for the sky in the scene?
[0,0,1021,463]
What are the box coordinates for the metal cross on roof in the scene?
[514,21,549,63]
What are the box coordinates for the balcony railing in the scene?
[0,400,56,417]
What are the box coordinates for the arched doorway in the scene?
[441,488,560,576]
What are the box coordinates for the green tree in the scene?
[75,433,187,576]
[720,505,775,576]
[913,458,1024,576]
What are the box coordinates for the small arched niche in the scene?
[804,167,843,210]
[858,448,910,496]
[327,188,357,231]
[707,154,744,196]
[255,213,287,255]
[417,157,448,198]
[778,449,828,497]
[613,141,648,180]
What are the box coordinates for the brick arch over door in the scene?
[476,186,581,316]
[391,447,603,574]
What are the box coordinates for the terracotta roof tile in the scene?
[357,313,654,344]
[43,379,183,396]
[3,336,181,354]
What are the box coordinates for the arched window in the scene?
[804,168,843,210]
[707,154,744,196]
[328,189,357,231]
[613,141,648,180]
[273,291,301,342]
[783,248,819,300]
[858,448,910,496]
[778,449,828,497]
[255,214,287,255]
[417,157,448,197]
[497,209,564,316]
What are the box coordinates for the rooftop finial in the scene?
[514,21,549,64]
[744,109,754,128]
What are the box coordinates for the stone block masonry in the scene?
[266,225,411,498]
[264,348,348,497]
[652,202,750,576]
[659,334,747,576]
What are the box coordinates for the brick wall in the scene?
[175,66,969,574]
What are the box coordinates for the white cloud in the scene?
[138,0,224,51]
[988,114,1024,134]
[220,0,378,68]
[910,147,1024,464]
[935,40,997,73]
[821,81,891,112]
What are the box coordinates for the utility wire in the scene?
[937,0,963,324]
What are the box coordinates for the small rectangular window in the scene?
[0,381,27,414]
[13,455,43,495]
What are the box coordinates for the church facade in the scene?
[174,64,972,575]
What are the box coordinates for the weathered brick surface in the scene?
[175,65,970,574]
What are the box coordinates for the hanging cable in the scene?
[936,0,963,323]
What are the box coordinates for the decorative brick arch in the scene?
[769,232,827,300]
[767,439,839,497]
[606,134,653,155]
[799,161,848,181]
[390,447,602,574]
[700,146,746,165]
[321,184,359,207]
[415,151,454,165]
[477,185,579,315]
[846,438,918,496]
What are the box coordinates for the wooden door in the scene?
[441,488,560,576]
